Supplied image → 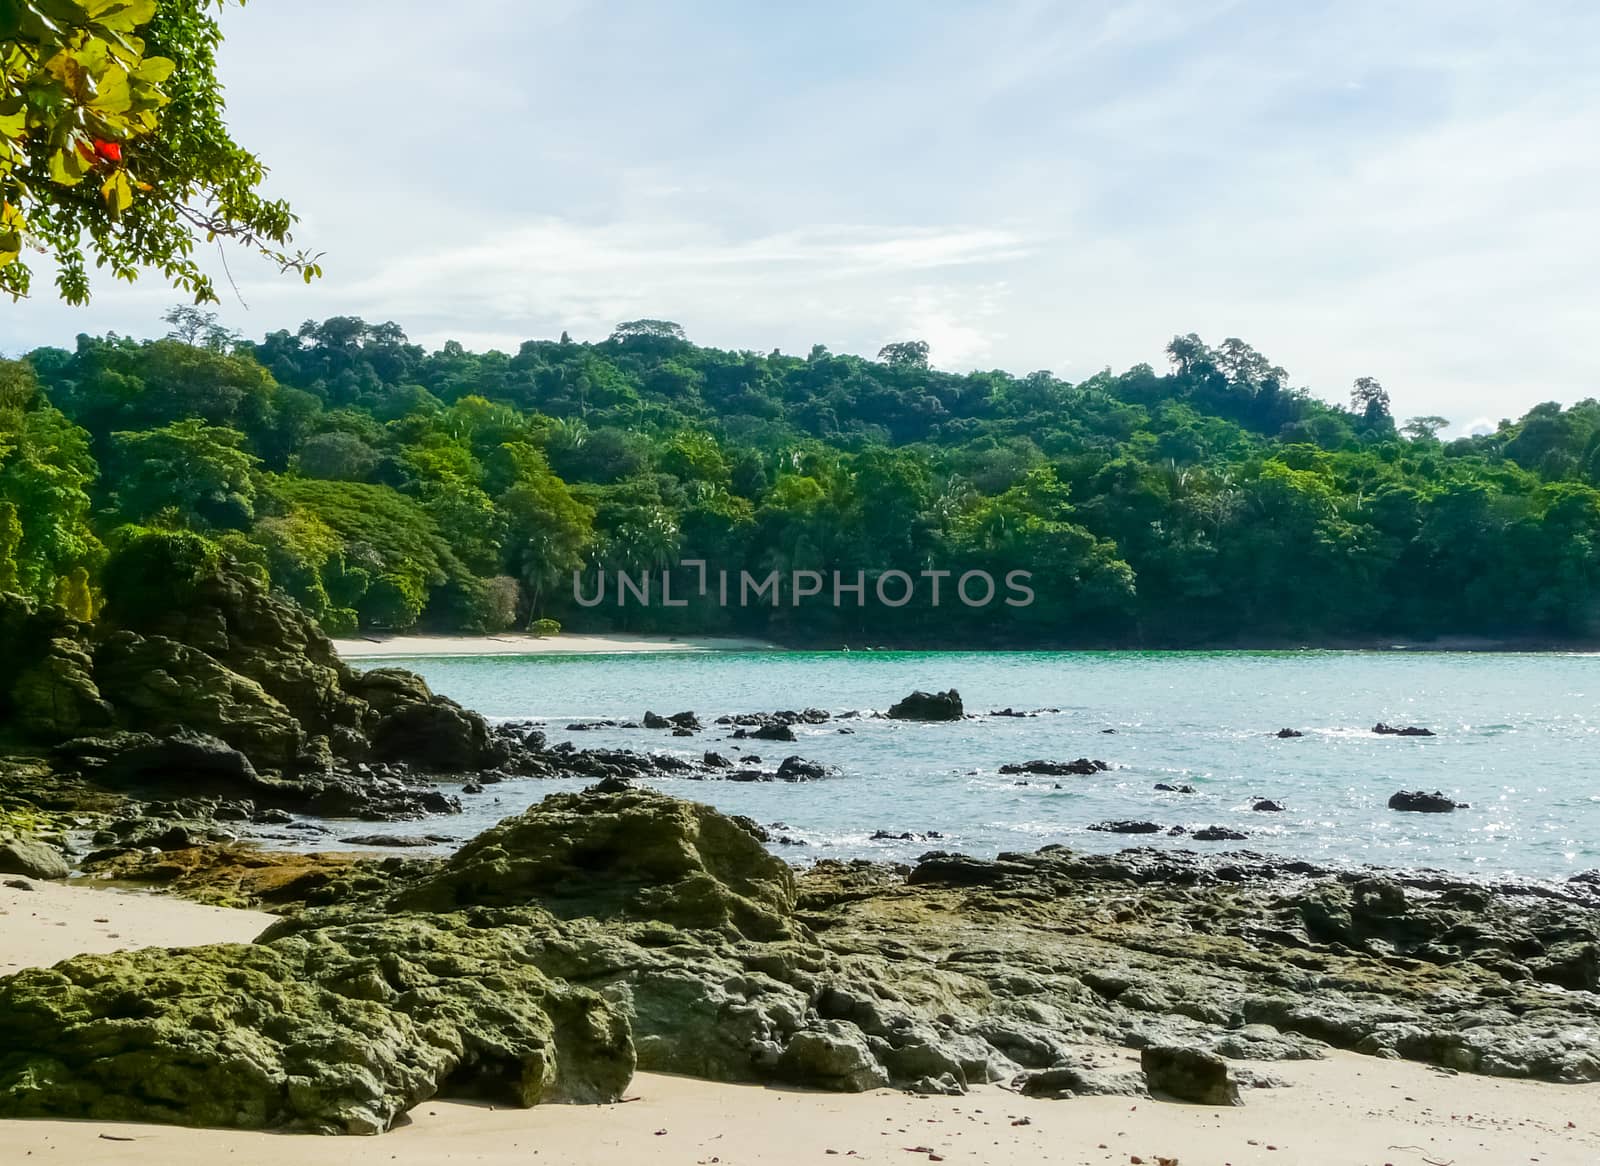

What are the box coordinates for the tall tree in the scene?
[1,1,319,302]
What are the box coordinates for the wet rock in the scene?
[1373,723,1436,737]
[1088,821,1163,834]
[1275,728,1304,738]
[1252,800,1286,812]
[736,723,797,742]
[1141,1045,1241,1105]
[886,690,964,722]
[702,752,732,768]
[1389,790,1466,813]
[0,839,69,880]
[1000,759,1109,776]
[776,756,830,782]
[339,834,437,848]
[1154,783,1196,793]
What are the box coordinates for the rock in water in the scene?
[1141,1045,1241,1105]
[0,915,633,1132]
[1373,723,1435,737]
[999,759,1108,776]
[776,756,829,782]
[1389,790,1467,812]
[392,785,798,940]
[886,689,964,721]
[0,839,69,880]
[1087,820,1163,834]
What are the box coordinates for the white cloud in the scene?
[1,0,1596,425]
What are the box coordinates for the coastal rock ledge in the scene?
[5,785,1600,1135]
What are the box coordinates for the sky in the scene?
[4,0,1599,431]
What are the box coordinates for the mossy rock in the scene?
[0,914,634,1132]
[391,786,797,940]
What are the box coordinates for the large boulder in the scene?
[392,786,798,940]
[886,689,964,721]
[368,696,507,773]
[1141,1045,1241,1105]
[0,914,633,1133]
[0,839,69,880]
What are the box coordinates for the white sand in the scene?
[333,631,782,658]
[2,878,1597,1164]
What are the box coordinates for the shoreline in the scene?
[2,880,1597,1164]
[332,631,785,658]
[331,632,1600,660]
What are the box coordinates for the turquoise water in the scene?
[345,650,1600,879]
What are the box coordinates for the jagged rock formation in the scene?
[0,566,519,820]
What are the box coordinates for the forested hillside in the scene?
[4,312,1599,646]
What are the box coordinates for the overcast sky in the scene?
[4,0,1598,431]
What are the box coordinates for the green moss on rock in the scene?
[0,913,633,1133]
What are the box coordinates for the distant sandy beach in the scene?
[332,631,783,658]
[2,877,1598,1164]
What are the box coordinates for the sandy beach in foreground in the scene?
[332,632,783,658]
[2,878,1598,1165]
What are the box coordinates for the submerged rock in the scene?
[1088,820,1163,834]
[886,690,964,721]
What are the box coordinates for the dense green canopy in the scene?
[9,317,1600,645]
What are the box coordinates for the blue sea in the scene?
[326,650,1600,880]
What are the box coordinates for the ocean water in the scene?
[329,650,1600,880]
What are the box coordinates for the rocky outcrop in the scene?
[0,914,632,1132]
[1000,759,1109,776]
[391,786,798,941]
[1389,790,1467,812]
[886,689,964,721]
[0,594,112,739]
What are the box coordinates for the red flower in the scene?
[93,140,122,163]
